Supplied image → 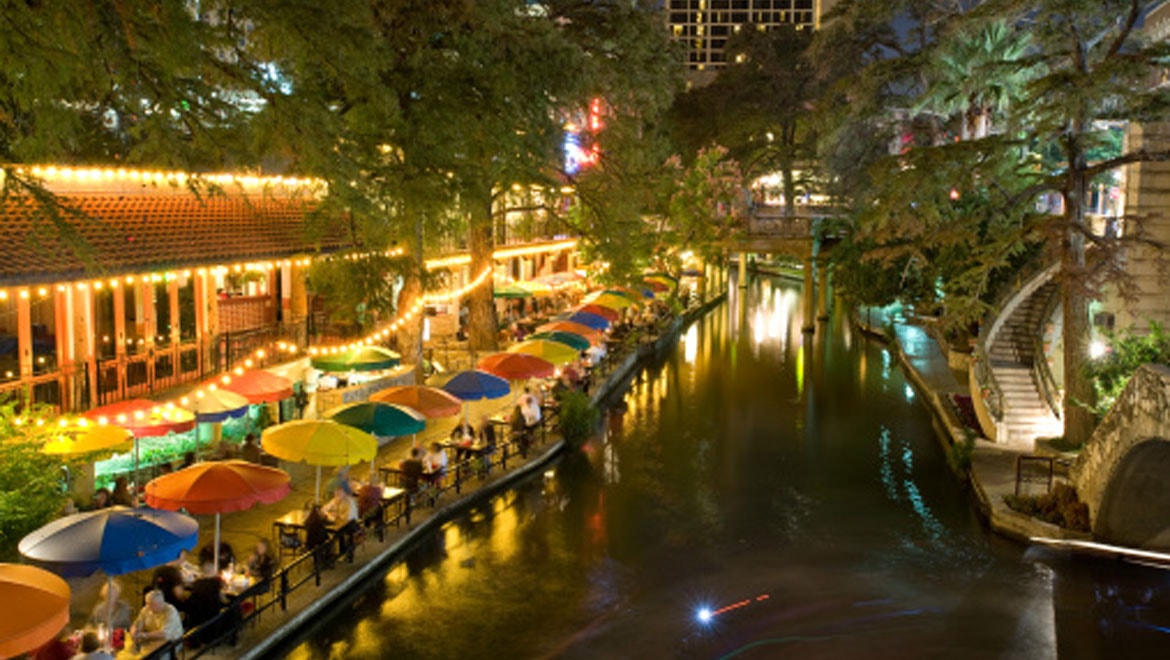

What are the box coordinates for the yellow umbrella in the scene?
[508,339,580,366]
[40,424,133,456]
[260,420,377,501]
[516,280,554,297]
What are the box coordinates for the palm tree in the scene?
[917,21,1035,140]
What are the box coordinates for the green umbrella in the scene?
[527,331,590,352]
[310,345,402,372]
[323,401,426,437]
[493,282,534,299]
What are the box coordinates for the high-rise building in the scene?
[666,0,835,83]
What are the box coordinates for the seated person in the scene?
[88,578,133,631]
[199,541,235,572]
[521,396,542,428]
[130,590,184,652]
[240,434,262,463]
[183,562,227,645]
[449,420,475,445]
[73,631,115,660]
[423,442,448,479]
[89,487,112,511]
[110,477,134,507]
[322,486,358,528]
[147,564,188,612]
[397,448,425,493]
[28,625,76,660]
[303,503,330,553]
[244,539,276,587]
[356,481,384,521]
[478,416,497,451]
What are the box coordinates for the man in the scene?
[130,589,183,654]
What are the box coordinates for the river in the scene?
[275,277,1170,659]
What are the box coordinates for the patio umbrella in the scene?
[261,420,377,501]
[370,385,462,419]
[442,370,511,425]
[145,460,291,574]
[576,304,620,321]
[204,369,294,404]
[515,280,553,297]
[527,331,590,352]
[180,387,250,461]
[599,288,640,301]
[85,399,196,437]
[493,282,534,299]
[564,311,611,331]
[0,563,71,658]
[585,293,637,310]
[536,321,603,345]
[39,424,132,456]
[442,370,511,401]
[323,402,425,437]
[508,339,579,366]
[477,353,556,381]
[310,345,401,373]
[19,506,198,638]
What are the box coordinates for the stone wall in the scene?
[1073,363,1170,526]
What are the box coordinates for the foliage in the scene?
[308,254,407,332]
[1084,322,1170,417]
[946,432,976,474]
[557,391,599,448]
[0,402,73,559]
[1003,483,1090,532]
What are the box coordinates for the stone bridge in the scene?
[1073,363,1170,550]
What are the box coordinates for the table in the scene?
[272,509,311,558]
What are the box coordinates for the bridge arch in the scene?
[1073,364,1170,549]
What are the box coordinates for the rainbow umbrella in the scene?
[527,331,590,352]
[0,564,71,659]
[536,321,603,345]
[564,311,611,331]
[577,304,620,321]
[585,292,637,310]
[323,402,426,438]
[371,385,463,419]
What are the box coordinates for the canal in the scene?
[277,277,1170,659]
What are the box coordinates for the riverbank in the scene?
[853,311,1089,546]
[177,291,726,660]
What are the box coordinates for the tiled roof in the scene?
[0,191,348,285]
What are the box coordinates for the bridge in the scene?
[728,205,840,332]
[1073,363,1170,550]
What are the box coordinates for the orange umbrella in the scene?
[536,321,603,345]
[477,353,555,381]
[145,460,291,571]
[0,563,70,658]
[204,369,294,404]
[370,385,462,419]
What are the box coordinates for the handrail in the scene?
[973,344,1004,422]
[1031,289,1063,419]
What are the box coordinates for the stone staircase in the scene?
[985,279,1064,449]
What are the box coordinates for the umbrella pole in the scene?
[133,437,140,496]
[214,513,221,574]
[315,465,322,503]
[105,575,114,641]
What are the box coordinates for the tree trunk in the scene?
[396,213,425,384]
[781,159,796,219]
[467,183,499,354]
[1061,166,1096,446]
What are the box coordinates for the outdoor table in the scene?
[378,487,406,527]
[272,509,311,559]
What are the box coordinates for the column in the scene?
[54,287,74,411]
[73,285,96,409]
[289,260,308,345]
[738,252,748,288]
[802,256,816,333]
[141,280,156,386]
[168,278,181,345]
[113,282,127,396]
[816,258,830,322]
[16,290,32,381]
[194,270,210,373]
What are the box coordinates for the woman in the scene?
[88,579,133,631]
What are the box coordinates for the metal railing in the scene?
[1032,290,1063,420]
[973,344,1004,422]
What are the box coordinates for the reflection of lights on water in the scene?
[695,594,772,625]
[904,384,915,402]
[684,324,698,364]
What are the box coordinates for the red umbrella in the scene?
[477,353,556,381]
[370,385,462,419]
[84,399,195,437]
[577,304,620,321]
[145,460,292,571]
[204,369,294,404]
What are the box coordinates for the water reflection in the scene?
[281,277,1170,660]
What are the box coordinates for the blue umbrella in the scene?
[564,311,611,331]
[442,370,510,401]
[442,369,511,425]
[18,506,199,578]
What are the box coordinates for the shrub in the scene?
[556,391,598,448]
[1003,482,1091,532]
